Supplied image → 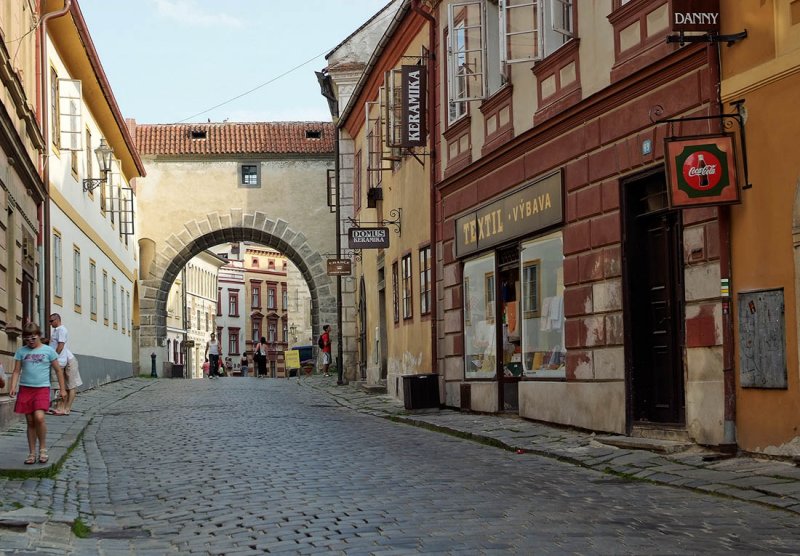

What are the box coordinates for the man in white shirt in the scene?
[49,313,82,415]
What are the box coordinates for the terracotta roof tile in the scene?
[133,122,335,156]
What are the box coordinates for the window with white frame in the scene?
[73,246,81,310]
[53,232,63,300]
[121,287,126,333]
[446,0,574,119]
[239,163,260,187]
[402,253,413,319]
[112,278,118,328]
[103,271,109,324]
[58,79,83,151]
[89,261,97,319]
[127,291,132,333]
[419,246,432,315]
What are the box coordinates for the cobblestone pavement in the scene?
[0,377,799,554]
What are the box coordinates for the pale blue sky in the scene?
[79,0,392,124]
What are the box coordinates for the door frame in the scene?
[621,166,686,432]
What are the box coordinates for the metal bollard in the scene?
[151,352,157,378]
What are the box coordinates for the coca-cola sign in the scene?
[665,134,739,208]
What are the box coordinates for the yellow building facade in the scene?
[722,1,800,455]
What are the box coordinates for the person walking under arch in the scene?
[8,322,65,464]
[320,324,332,377]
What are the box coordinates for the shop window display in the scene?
[464,253,497,379]
[520,232,565,377]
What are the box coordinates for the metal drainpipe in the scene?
[335,125,344,385]
[38,0,73,326]
[712,41,737,450]
[411,0,438,375]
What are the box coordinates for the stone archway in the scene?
[137,209,335,375]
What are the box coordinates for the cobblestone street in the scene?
[1,378,799,554]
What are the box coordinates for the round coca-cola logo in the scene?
[681,150,722,191]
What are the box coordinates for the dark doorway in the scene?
[498,246,520,411]
[623,171,685,425]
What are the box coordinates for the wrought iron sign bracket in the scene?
[666,30,747,47]
[651,102,752,190]
[347,208,402,236]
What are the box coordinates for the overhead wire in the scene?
[175,5,400,123]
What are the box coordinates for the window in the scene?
[121,287,126,333]
[73,246,81,310]
[392,261,400,323]
[85,128,93,184]
[103,271,109,325]
[282,322,288,342]
[282,289,287,311]
[268,321,277,343]
[127,291,132,333]
[58,79,83,151]
[217,288,222,315]
[229,291,239,316]
[53,232,63,300]
[268,287,276,310]
[112,278,118,329]
[229,330,240,354]
[446,0,574,117]
[402,253,413,319]
[197,309,201,330]
[89,261,97,319]
[253,319,262,343]
[520,232,565,378]
[205,311,209,332]
[464,253,497,379]
[252,284,261,308]
[50,67,59,148]
[354,150,363,213]
[419,246,432,315]
[240,163,260,187]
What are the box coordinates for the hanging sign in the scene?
[400,65,427,147]
[664,134,739,208]
[348,227,390,249]
[327,259,352,276]
[671,0,720,33]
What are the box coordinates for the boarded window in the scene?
[738,289,788,389]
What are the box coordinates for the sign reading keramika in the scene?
[348,227,390,249]
[455,171,564,258]
[671,0,720,33]
[401,65,426,148]
[664,134,740,209]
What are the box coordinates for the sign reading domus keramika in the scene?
[455,171,564,258]
[348,227,390,249]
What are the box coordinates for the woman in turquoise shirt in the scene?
[8,322,65,464]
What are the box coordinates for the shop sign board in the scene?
[400,65,426,147]
[284,349,301,370]
[455,170,564,258]
[664,134,739,209]
[671,0,720,33]
[348,227,390,249]
[327,259,352,276]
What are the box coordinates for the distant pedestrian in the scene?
[8,322,65,464]
[240,354,248,377]
[49,313,82,415]
[256,336,268,377]
[202,357,210,378]
[320,324,332,377]
[205,333,221,379]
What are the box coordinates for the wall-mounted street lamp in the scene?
[289,323,298,343]
[82,138,114,192]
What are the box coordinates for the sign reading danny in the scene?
[665,134,739,209]
[671,0,720,33]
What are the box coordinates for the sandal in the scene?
[38,449,49,464]
[24,453,36,465]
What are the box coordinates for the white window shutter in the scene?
[501,0,543,64]
[550,0,574,38]
[448,1,486,105]
[58,79,82,150]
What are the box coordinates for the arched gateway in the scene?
[131,122,338,376]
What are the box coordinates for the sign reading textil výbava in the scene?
[400,65,426,148]
[664,134,739,209]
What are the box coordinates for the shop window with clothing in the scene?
[464,253,497,379]
[520,232,565,377]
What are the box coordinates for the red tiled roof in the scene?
[133,122,335,156]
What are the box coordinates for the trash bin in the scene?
[402,373,440,410]
[171,364,184,378]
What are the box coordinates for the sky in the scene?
[79,0,393,124]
